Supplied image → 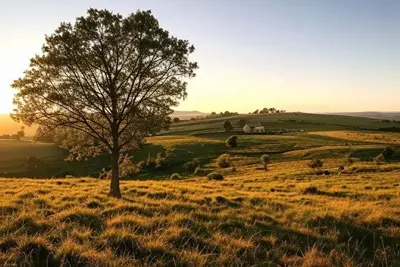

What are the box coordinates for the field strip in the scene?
[284,144,383,156]
[310,131,400,144]
[147,135,221,148]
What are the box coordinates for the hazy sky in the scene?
[0,0,399,114]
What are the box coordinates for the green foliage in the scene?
[223,121,233,132]
[137,160,147,170]
[155,153,167,170]
[225,135,238,147]
[183,160,200,173]
[99,154,139,180]
[260,154,270,171]
[374,154,385,165]
[146,154,157,170]
[207,172,224,180]
[308,159,323,169]
[217,153,231,168]
[118,154,140,179]
[11,8,198,197]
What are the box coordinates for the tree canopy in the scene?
[11,9,198,197]
[223,121,233,132]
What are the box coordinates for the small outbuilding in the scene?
[243,123,265,134]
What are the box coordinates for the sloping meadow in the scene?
[1,166,400,266]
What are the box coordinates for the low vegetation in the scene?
[260,154,270,171]
[2,115,400,265]
[217,153,231,168]
[225,135,238,148]
[1,159,400,266]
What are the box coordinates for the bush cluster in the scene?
[308,159,323,169]
[217,154,231,168]
[225,136,238,148]
[183,159,200,173]
[207,172,224,180]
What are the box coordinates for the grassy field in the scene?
[1,113,400,266]
[1,113,400,178]
[1,158,400,266]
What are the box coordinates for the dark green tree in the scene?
[223,121,233,132]
[11,9,198,198]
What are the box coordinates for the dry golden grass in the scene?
[1,157,400,266]
[284,145,383,157]
[312,131,400,144]
[147,135,221,149]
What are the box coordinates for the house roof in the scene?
[245,123,263,128]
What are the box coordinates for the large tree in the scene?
[11,9,198,197]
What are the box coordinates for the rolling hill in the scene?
[329,111,400,121]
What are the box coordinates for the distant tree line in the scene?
[250,107,286,114]
[207,111,239,119]
[0,126,25,140]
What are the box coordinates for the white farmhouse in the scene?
[243,123,265,133]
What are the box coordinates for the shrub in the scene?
[137,160,146,170]
[146,154,157,169]
[225,135,238,147]
[170,173,181,180]
[217,153,231,168]
[207,172,224,180]
[119,154,140,179]
[155,152,167,170]
[308,159,323,169]
[223,121,233,132]
[98,155,139,180]
[194,167,208,176]
[303,186,319,194]
[183,160,200,173]
[260,154,270,171]
[173,117,180,123]
[374,154,385,165]
[383,146,395,158]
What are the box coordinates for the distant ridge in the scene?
[328,112,400,121]
[172,110,208,119]
[0,111,209,135]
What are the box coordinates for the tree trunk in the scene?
[108,148,121,198]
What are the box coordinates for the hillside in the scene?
[2,111,400,266]
[1,112,400,178]
[167,112,400,135]
[2,129,400,266]
[329,111,400,121]
[171,110,208,119]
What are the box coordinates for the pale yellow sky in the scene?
[1,0,399,115]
